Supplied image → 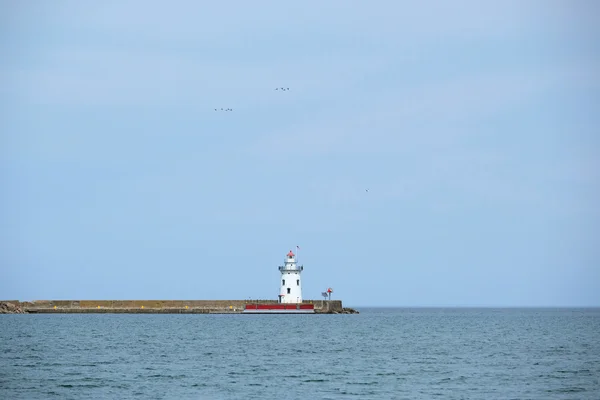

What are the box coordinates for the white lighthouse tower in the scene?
[278,250,303,304]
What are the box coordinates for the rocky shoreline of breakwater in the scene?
[0,302,26,314]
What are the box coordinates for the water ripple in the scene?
[0,308,599,399]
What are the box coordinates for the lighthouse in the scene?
[278,250,303,304]
[243,249,315,313]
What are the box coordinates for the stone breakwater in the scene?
[0,302,25,314]
[0,300,358,314]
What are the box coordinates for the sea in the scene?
[1,308,599,399]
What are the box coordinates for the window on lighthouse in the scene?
[282,279,285,286]
[287,288,291,294]
[296,279,300,286]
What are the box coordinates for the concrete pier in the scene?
[1,300,357,314]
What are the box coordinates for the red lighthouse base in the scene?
[242,303,315,314]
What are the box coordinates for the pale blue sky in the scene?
[1,1,598,306]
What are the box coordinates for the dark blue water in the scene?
[1,308,599,399]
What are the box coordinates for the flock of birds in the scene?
[214,87,290,111]
[211,86,370,194]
